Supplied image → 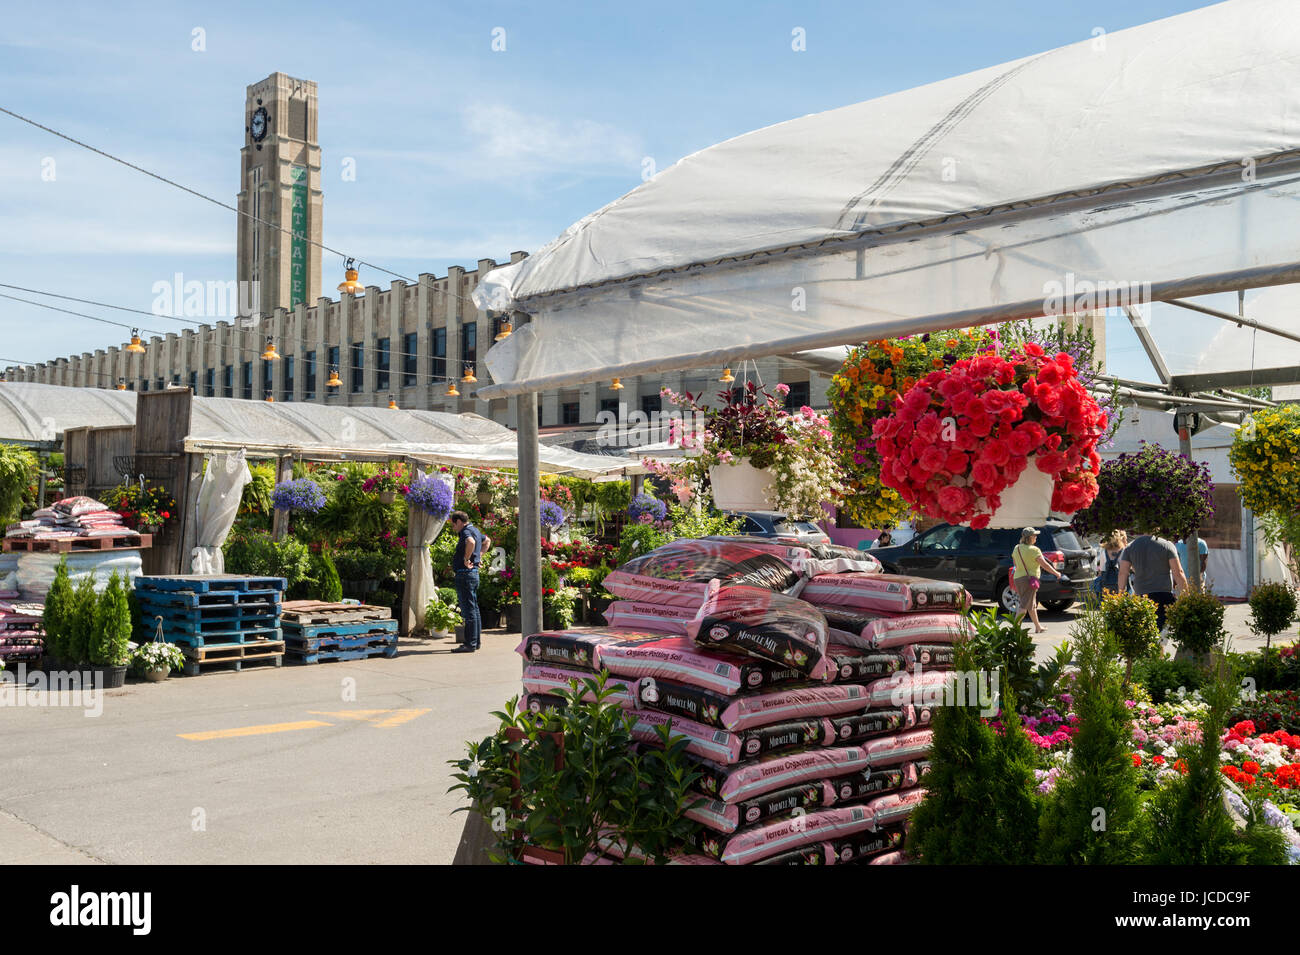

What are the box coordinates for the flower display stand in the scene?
[709,461,776,512]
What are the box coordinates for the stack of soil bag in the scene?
[514,536,977,866]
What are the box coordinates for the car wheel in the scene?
[998,582,1020,616]
[1042,599,1073,612]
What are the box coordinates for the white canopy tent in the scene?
[475,0,1300,398]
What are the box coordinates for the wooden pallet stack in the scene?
[280,601,398,664]
[3,534,153,553]
[0,602,44,667]
[134,575,287,676]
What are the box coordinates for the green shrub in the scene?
[1037,605,1142,864]
[907,643,1042,864]
[89,572,132,666]
[0,444,38,524]
[615,522,673,568]
[1247,582,1297,648]
[313,551,343,602]
[223,530,314,594]
[42,558,73,662]
[965,607,1036,707]
[1228,644,1300,693]
[1132,657,1209,703]
[66,575,99,666]
[1166,588,1226,656]
[332,548,399,581]
[1101,590,1160,682]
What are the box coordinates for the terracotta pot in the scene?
[709,460,776,511]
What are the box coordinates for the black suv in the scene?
[869,521,1097,614]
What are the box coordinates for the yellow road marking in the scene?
[179,720,332,741]
[309,708,430,728]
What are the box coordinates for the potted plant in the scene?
[502,589,522,633]
[404,474,454,521]
[872,343,1106,528]
[656,382,843,517]
[542,585,580,631]
[626,492,667,525]
[132,640,186,682]
[1100,590,1161,684]
[103,482,176,535]
[89,572,132,688]
[476,477,494,514]
[448,674,703,864]
[424,592,463,638]
[1167,588,1228,666]
[539,500,566,542]
[1072,443,1215,542]
[41,557,73,669]
[1247,582,1298,650]
[362,468,405,505]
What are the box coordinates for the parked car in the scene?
[868,521,1098,614]
[726,511,832,547]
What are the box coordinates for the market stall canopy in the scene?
[474,0,1300,398]
[0,382,637,478]
[0,380,136,446]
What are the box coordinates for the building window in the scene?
[599,397,620,415]
[223,365,233,397]
[242,361,252,399]
[377,337,390,390]
[204,368,214,397]
[351,342,364,393]
[171,374,180,386]
[402,332,417,386]
[141,380,149,392]
[432,327,446,379]
[156,378,165,391]
[461,322,477,377]
[538,404,544,425]
[783,380,811,410]
[304,350,316,400]
[283,355,294,401]
[562,402,580,425]
[327,345,340,384]
[188,371,197,394]
[640,394,662,416]
[262,359,273,399]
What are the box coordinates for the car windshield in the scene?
[775,521,822,535]
[1045,529,1085,551]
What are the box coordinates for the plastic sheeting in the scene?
[191,450,252,574]
[0,382,136,444]
[17,550,143,602]
[404,471,450,635]
[474,0,1300,397]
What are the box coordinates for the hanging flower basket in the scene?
[873,343,1106,529]
[708,460,776,512]
[404,476,453,518]
[378,490,397,505]
[271,478,326,514]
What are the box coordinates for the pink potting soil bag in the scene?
[604,539,801,608]
[53,495,109,517]
[720,804,877,865]
[595,633,807,695]
[699,535,813,569]
[516,628,640,671]
[830,824,906,865]
[866,787,927,828]
[686,586,832,680]
[667,853,724,866]
[631,710,833,765]
[579,851,620,865]
[861,728,934,768]
[753,843,837,866]
[825,644,905,683]
[867,851,907,865]
[865,668,956,711]
[521,664,637,703]
[901,643,959,668]
[520,693,566,714]
[685,780,830,834]
[827,708,917,744]
[825,765,913,805]
[633,676,869,731]
[695,744,869,804]
[602,600,698,635]
[819,606,973,649]
[801,573,970,614]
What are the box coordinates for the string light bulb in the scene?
[336,257,364,295]
[326,366,341,388]
[261,336,280,361]
[265,394,275,403]
[116,377,126,390]
[719,367,735,384]
[610,377,624,390]
[126,329,146,354]
[387,395,399,410]
[461,364,477,384]
[445,379,460,397]
[494,318,512,341]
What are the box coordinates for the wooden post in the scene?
[271,454,293,541]
[517,391,542,637]
[1177,410,1203,591]
[400,455,417,637]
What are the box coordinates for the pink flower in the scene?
[775,383,791,396]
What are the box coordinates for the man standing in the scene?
[449,510,484,654]
[1175,535,1210,590]
[1117,533,1189,632]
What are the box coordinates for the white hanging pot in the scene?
[709,460,777,512]
[985,459,1055,529]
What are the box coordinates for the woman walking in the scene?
[1092,531,1130,597]
[1012,526,1064,634]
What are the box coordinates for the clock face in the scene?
[250,107,268,141]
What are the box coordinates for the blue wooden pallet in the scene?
[280,619,399,641]
[133,588,283,609]
[136,610,280,632]
[284,631,399,652]
[140,626,283,649]
[134,574,287,594]
[286,641,398,664]
[180,638,285,676]
[135,599,280,621]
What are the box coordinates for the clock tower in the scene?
[236,73,322,319]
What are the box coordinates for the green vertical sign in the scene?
[290,166,308,307]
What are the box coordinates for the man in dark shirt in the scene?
[449,510,485,653]
[1117,533,1188,632]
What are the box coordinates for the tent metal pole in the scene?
[1167,297,1300,347]
[516,390,542,637]
[1176,408,1204,591]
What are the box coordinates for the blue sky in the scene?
[0,0,1251,380]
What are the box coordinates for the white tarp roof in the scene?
[0,382,636,478]
[475,0,1300,398]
